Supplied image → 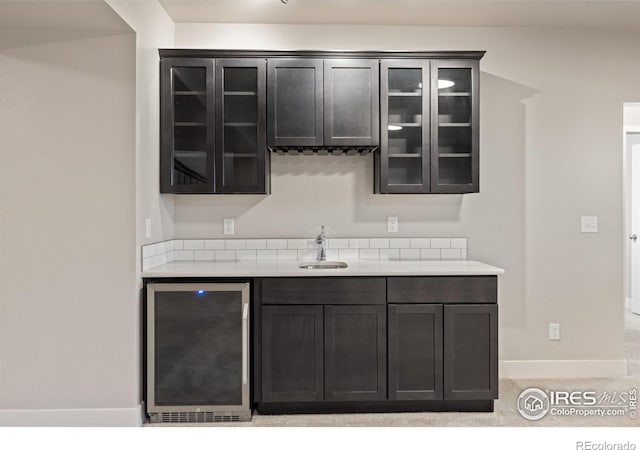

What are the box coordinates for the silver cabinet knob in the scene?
[630,234,638,242]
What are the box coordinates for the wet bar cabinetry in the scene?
[159,50,484,194]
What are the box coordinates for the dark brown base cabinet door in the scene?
[324,305,386,401]
[444,304,498,400]
[261,305,324,402]
[388,304,443,400]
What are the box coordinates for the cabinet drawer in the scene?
[261,277,386,305]
[388,276,497,304]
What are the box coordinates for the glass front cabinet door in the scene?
[431,59,479,193]
[215,59,268,194]
[378,60,430,194]
[160,58,215,193]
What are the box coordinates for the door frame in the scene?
[624,126,640,315]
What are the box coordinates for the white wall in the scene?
[0,27,138,424]
[107,1,175,249]
[174,23,640,375]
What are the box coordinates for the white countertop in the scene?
[142,259,504,278]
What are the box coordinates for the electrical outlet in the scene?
[549,323,560,341]
[145,218,152,239]
[223,218,235,235]
[387,216,398,233]
[581,216,598,233]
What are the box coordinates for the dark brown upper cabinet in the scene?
[160,57,269,194]
[377,58,480,194]
[267,59,324,147]
[377,60,430,194]
[160,58,215,193]
[267,58,379,148]
[215,58,269,194]
[324,60,379,147]
[431,59,480,193]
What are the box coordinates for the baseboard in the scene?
[500,359,627,379]
[0,404,143,426]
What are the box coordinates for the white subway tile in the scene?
[215,250,236,261]
[173,240,184,250]
[400,249,420,260]
[461,249,468,259]
[389,238,410,248]
[142,258,153,271]
[420,249,441,260]
[298,250,317,261]
[205,239,225,250]
[380,248,400,260]
[349,238,370,249]
[194,250,215,261]
[246,239,267,250]
[225,240,246,250]
[142,245,154,259]
[369,238,390,249]
[430,238,451,249]
[339,249,359,260]
[306,239,317,249]
[328,238,349,249]
[236,250,257,261]
[183,240,205,250]
[174,250,194,261]
[410,238,431,248]
[326,250,340,260]
[451,238,468,249]
[267,239,287,250]
[441,248,462,259]
[359,249,380,260]
[257,250,277,260]
[287,239,307,249]
[277,250,298,260]
[167,250,175,263]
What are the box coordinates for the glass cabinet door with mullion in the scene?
[160,58,215,193]
[378,60,430,194]
[215,59,268,194]
[431,59,479,193]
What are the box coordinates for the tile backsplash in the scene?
[142,237,468,271]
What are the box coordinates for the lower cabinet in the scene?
[388,304,443,400]
[324,305,386,401]
[257,276,498,413]
[261,305,324,402]
[261,304,386,403]
[444,304,498,400]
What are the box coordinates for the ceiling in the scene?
[159,0,640,28]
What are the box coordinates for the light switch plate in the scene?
[223,218,235,235]
[549,323,560,341]
[387,216,398,233]
[145,218,152,239]
[581,216,598,233]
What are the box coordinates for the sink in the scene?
[298,261,348,270]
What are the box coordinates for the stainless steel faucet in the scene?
[315,225,327,261]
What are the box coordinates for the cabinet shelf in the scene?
[174,90,206,96]
[388,92,422,97]
[224,153,258,158]
[174,151,207,158]
[223,91,257,96]
[389,123,422,128]
[439,153,471,158]
[439,92,470,97]
[439,123,471,127]
[389,153,421,158]
[175,122,206,127]
[224,122,258,127]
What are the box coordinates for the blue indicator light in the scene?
[196,290,206,296]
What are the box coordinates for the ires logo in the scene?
[518,388,599,420]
